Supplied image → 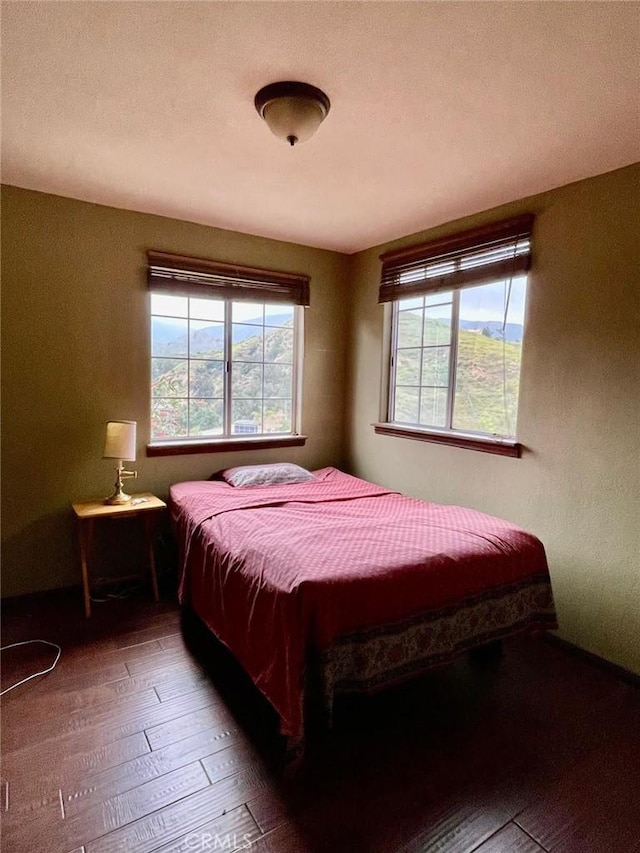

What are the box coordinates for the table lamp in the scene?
[103,420,138,505]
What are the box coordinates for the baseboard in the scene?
[1,583,82,608]
[544,633,639,688]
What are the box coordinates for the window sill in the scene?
[373,423,521,457]
[147,434,307,457]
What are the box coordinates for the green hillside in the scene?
[394,314,521,436]
[152,324,294,438]
[153,313,521,439]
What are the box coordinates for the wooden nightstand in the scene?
[72,493,167,617]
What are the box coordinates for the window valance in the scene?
[378,214,534,304]
[147,250,310,306]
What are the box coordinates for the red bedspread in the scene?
[171,467,556,741]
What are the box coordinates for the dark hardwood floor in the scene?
[1,589,638,853]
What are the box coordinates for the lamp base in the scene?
[104,464,137,505]
[104,490,132,506]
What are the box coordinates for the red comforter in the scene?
[170,468,556,741]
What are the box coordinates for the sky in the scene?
[402,276,527,325]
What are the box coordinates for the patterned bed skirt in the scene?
[315,576,557,721]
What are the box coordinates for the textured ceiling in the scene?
[2,2,639,254]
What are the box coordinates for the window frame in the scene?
[146,251,308,456]
[376,216,534,457]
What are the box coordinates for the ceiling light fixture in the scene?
[254,81,330,147]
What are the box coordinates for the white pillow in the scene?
[220,463,317,488]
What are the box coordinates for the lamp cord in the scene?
[0,639,62,696]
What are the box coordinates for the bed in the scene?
[170,466,557,751]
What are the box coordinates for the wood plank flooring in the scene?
[1,589,638,853]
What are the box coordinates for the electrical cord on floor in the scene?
[90,577,148,603]
[0,639,62,696]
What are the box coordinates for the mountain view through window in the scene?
[391,277,527,437]
[151,295,296,441]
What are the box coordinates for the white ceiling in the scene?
[2,2,639,254]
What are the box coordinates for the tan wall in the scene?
[1,186,349,597]
[344,164,640,675]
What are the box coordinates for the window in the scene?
[147,251,309,453]
[377,215,534,456]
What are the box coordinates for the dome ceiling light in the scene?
[254,81,331,147]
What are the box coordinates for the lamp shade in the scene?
[255,82,330,146]
[103,420,137,461]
